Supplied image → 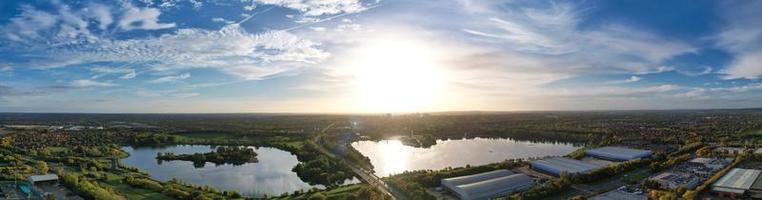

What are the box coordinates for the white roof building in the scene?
[531,157,603,177]
[712,168,762,195]
[28,174,59,184]
[442,170,534,200]
[586,146,652,161]
[441,170,514,189]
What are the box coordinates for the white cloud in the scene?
[70,79,117,88]
[90,67,137,79]
[121,70,137,79]
[149,73,191,83]
[722,51,762,80]
[716,1,762,79]
[173,92,200,98]
[211,17,233,24]
[310,27,327,32]
[118,4,176,31]
[462,2,695,74]
[2,5,58,42]
[6,21,329,80]
[611,76,642,84]
[2,2,175,44]
[251,0,368,16]
[84,3,113,30]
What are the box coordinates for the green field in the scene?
[99,172,174,200]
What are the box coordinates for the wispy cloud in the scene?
[118,3,176,30]
[149,73,191,83]
[610,76,642,84]
[249,0,369,16]
[70,79,117,88]
[90,66,137,79]
[462,1,694,74]
[173,92,200,98]
[716,1,762,79]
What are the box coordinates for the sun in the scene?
[344,35,449,113]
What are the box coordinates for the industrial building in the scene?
[530,157,603,177]
[441,170,534,200]
[585,146,652,161]
[651,172,700,190]
[589,189,646,200]
[751,174,762,199]
[688,157,732,171]
[28,174,59,185]
[712,168,762,199]
[441,170,515,189]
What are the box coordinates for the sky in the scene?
[0,0,761,113]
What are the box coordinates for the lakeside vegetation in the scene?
[288,141,356,187]
[156,146,258,167]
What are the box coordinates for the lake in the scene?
[351,137,581,177]
[121,145,347,197]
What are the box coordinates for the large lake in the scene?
[351,137,581,177]
[121,145,341,197]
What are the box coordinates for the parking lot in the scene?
[0,182,32,200]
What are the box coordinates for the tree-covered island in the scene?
[156,146,258,168]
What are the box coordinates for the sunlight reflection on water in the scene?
[352,137,581,177]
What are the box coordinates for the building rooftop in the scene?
[28,174,59,183]
[689,157,713,164]
[454,174,534,200]
[586,146,652,161]
[441,169,514,188]
[713,168,761,192]
[531,157,603,175]
[751,172,762,190]
[441,170,533,200]
[589,189,646,200]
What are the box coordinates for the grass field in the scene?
[271,183,368,199]
[98,172,174,200]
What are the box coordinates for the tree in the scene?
[36,161,49,174]
[308,193,327,200]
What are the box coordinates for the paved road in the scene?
[311,123,406,200]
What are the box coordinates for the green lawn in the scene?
[99,172,175,200]
[270,184,367,199]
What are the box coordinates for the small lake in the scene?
[351,137,581,177]
[121,145,346,197]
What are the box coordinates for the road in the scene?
[311,123,406,200]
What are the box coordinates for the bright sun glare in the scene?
[346,36,448,113]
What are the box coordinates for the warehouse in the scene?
[28,174,59,185]
[651,172,700,189]
[750,174,762,199]
[530,157,603,177]
[712,168,762,199]
[585,146,653,161]
[441,170,514,189]
[441,170,534,200]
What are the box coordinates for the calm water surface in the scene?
[121,145,334,197]
[351,137,581,177]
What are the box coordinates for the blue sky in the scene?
[0,0,760,113]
